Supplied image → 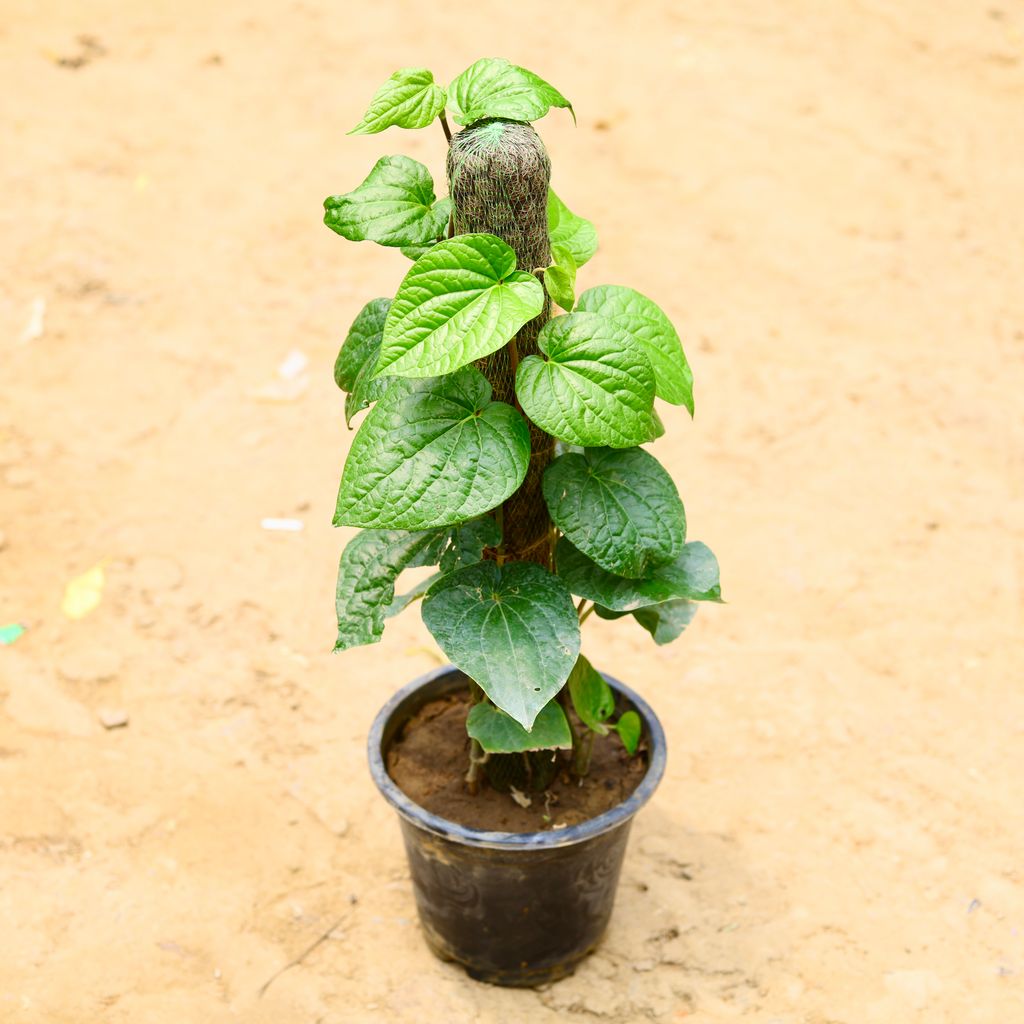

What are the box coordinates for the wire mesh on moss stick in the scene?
[448,120,555,568]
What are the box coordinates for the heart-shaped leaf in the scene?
[515,312,659,448]
[558,537,722,610]
[422,561,580,729]
[349,67,447,135]
[335,368,530,530]
[335,529,448,650]
[543,447,685,577]
[543,243,577,312]
[547,190,598,267]
[324,156,451,248]
[448,58,573,126]
[567,655,615,733]
[576,285,693,412]
[467,700,573,753]
[334,298,390,392]
[376,233,544,379]
[595,598,698,645]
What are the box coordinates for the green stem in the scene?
[573,728,596,777]
[440,112,453,144]
[578,600,595,624]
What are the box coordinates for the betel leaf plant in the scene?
[327,58,721,793]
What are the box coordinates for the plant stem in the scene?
[572,728,595,777]
[440,112,453,144]
[578,600,595,623]
[465,739,488,794]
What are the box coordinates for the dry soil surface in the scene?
[2,2,1023,1022]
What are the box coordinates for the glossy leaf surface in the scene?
[422,561,580,729]
[324,156,450,248]
[376,233,544,378]
[547,190,598,267]
[349,68,447,135]
[335,529,447,650]
[515,313,659,448]
[576,285,693,411]
[558,537,722,610]
[543,447,685,577]
[335,368,530,530]
[467,700,572,752]
[448,58,572,126]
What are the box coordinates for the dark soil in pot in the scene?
[387,691,647,831]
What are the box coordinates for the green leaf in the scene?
[335,529,447,650]
[345,358,391,427]
[334,367,530,530]
[515,312,659,448]
[544,243,577,312]
[324,156,451,248]
[467,700,573,753]
[439,516,501,573]
[547,190,598,267]
[576,285,693,412]
[334,298,390,392]
[615,711,641,755]
[595,598,698,645]
[422,561,580,729]
[558,537,722,610]
[349,67,447,135]
[375,233,544,379]
[386,516,500,617]
[448,58,573,126]
[400,242,438,261]
[567,655,615,733]
[543,447,685,578]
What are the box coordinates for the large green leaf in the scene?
[324,156,451,248]
[515,312,659,448]
[335,529,447,650]
[567,655,615,734]
[334,298,390,392]
[349,67,447,135]
[595,598,698,645]
[558,537,722,610]
[576,285,693,412]
[422,561,580,729]
[335,368,529,530]
[547,190,598,267]
[448,58,573,126]
[467,700,573,753]
[375,233,544,379]
[543,447,685,578]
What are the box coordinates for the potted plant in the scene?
[325,58,722,987]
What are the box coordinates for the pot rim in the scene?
[367,663,667,851]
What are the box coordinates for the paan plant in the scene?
[328,58,722,792]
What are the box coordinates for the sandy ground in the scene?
[1,1,1022,1021]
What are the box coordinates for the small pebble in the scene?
[98,708,129,730]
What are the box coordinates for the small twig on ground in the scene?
[257,912,350,998]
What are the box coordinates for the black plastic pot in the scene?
[368,664,666,987]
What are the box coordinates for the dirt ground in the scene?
[2,1,1022,1021]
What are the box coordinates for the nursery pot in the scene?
[368,665,667,987]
